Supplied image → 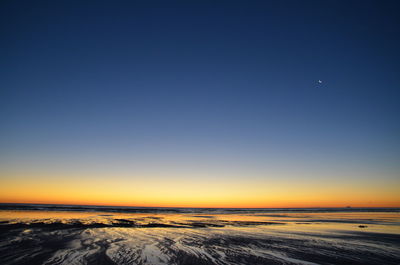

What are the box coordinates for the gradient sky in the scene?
[1,0,399,207]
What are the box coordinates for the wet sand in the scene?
[0,209,399,265]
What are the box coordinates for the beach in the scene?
[0,205,399,265]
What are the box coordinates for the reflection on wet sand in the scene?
[0,210,399,264]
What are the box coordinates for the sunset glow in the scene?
[1,171,398,208]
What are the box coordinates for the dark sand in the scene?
[0,208,399,265]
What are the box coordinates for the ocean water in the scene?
[0,204,399,265]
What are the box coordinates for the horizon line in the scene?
[1,202,399,209]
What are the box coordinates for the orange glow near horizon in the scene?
[1,171,399,208]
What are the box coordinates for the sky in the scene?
[1,0,399,207]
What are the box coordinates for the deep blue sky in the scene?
[0,1,399,206]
